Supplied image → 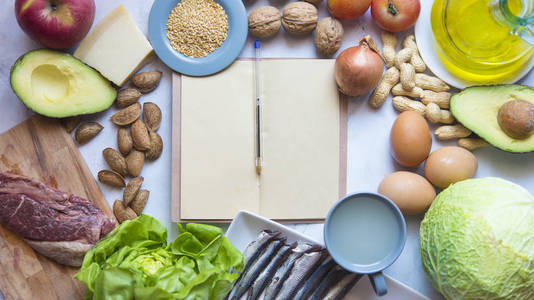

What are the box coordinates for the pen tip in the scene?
[256,165,262,174]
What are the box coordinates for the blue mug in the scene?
[324,192,407,296]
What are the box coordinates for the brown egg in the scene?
[390,111,432,167]
[378,171,436,215]
[424,146,478,188]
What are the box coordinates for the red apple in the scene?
[327,0,372,20]
[15,0,95,49]
[371,0,420,32]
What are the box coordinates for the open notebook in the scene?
[172,59,347,222]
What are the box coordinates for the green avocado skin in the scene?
[10,49,117,118]
[450,84,534,153]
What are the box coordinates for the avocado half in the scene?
[10,49,116,118]
[450,84,534,153]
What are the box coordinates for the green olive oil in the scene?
[431,0,534,83]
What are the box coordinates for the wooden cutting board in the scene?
[0,116,114,300]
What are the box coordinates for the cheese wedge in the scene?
[74,5,153,87]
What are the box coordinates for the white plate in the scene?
[225,210,430,300]
[414,0,534,89]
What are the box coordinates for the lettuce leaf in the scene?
[75,215,243,300]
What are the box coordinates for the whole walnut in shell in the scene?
[248,6,281,39]
[282,2,318,35]
[314,17,344,56]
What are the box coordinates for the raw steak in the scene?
[0,173,116,266]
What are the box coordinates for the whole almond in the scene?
[111,103,141,126]
[113,200,137,223]
[131,189,149,215]
[117,128,133,156]
[98,170,125,187]
[146,131,163,160]
[126,150,145,177]
[131,119,151,151]
[75,122,103,144]
[132,71,162,94]
[123,176,143,206]
[116,88,142,108]
[61,116,81,133]
[143,102,162,131]
[103,148,128,176]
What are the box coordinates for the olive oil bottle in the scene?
[431,0,534,83]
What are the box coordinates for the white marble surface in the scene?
[2,1,534,300]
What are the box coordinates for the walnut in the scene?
[314,17,344,56]
[281,2,318,35]
[302,0,323,6]
[248,6,281,39]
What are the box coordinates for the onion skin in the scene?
[335,35,384,97]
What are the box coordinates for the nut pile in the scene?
[105,70,163,223]
[370,31,488,151]
[64,70,164,224]
[248,1,343,56]
[166,0,228,58]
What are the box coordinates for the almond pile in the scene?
[63,70,164,224]
[105,70,163,223]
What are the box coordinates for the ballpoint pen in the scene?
[254,40,262,175]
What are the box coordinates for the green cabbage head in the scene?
[420,177,534,300]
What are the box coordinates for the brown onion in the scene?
[335,35,384,97]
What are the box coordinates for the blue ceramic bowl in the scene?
[148,0,248,76]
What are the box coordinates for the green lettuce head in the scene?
[75,215,243,300]
[420,177,534,300]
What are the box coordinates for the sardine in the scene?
[309,266,362,300]
[323,272,362,300]
[246,242,296,300]
[242,230,281,270]
[293,256,336,299]
[262,242,320,300]
[274,249,326,299]
[228,237,286,300]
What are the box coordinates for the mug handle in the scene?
[369,272,387,296]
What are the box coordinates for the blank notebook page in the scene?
[180,59,340,220]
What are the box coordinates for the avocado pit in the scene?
[497,99,534,140]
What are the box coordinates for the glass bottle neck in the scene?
[492,0,534,46]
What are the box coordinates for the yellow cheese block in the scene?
[74,5,153,87]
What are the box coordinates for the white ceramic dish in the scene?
[225,210,430,300]
[414,0,534,89]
